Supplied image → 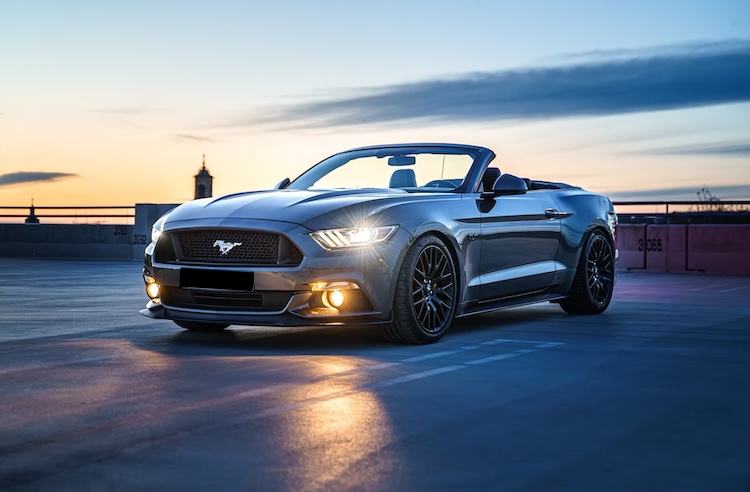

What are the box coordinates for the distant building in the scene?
[25,200,40,224]
[194,155,214,199]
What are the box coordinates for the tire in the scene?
[560,229,615,315]
[173,320,230,332]
[384,235,458,344]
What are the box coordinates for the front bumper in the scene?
[139,303,392,327]
[140,218,410,327]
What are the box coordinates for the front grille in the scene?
[180,230,279,263]
[154,229,303,266]
[161,287,293,312]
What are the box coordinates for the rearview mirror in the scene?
[274,177,291,190]
[388,155,416,166]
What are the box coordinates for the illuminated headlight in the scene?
[150,213,169,244]
[310,226,397,250]
[607,212,618,233]
[151,227,162,244]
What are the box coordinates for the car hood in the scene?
[164,188,450,229]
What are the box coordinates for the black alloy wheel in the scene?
[560,229,615,314]
[586,234,615,305]
[411,244,456,333]
[385,235,458,344]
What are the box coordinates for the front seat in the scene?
[480,167,501,192]
[389,169,417,188]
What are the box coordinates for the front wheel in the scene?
[384,235,458,344]
[173,320,230,332]
[560,229,615,315]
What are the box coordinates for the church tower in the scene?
[194,154,214,199]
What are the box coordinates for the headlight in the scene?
[607,212,618,233]
[151,213,169,244]
[310,225,398,250]
[151,226,162,244]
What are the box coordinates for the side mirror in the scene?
[274,177,291,190]
[488,174,528,196]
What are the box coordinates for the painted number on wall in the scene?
[638,238,663,252]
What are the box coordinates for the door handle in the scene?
[544,208,572,219]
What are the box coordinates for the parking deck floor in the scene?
[1,260,749,491]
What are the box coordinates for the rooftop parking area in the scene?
[1,260,749,491]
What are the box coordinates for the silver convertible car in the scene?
[141,143,617,344]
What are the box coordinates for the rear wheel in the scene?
[384,235,458,344]
[560,229,614,314]
[173,320,230,332]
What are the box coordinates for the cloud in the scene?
[0,172,78,187]
[559,39,750,62]
[255,40,750,128]
[93,108,150,115]
[175,133,223,142]
[608,184,750,201]
[637,141,750,157]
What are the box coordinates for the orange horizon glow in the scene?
[2,106,749,220]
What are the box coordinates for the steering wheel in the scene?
[423,179,459,189]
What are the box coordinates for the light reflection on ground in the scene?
[275,383,395,489]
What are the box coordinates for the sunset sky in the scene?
[1,0,749,214]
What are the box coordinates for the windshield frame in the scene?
[286,144,494,194]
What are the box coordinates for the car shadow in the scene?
[136,304,567,358]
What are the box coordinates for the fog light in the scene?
[329,290,345,307]
[322,289,346,308]
[146,283,160,299]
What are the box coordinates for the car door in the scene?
[475,191,563,300]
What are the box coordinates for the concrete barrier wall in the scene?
[615,225,646,270]
[616,224,750,275]
[0,224,134,259]
[0,203,179,260]
[687,225,750,275]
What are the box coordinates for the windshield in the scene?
[287,147,478,192]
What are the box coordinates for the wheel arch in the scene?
[568,221,614,272]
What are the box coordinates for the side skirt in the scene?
[457,292,569,318]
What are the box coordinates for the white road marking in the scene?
[535,342,564,349]
[481,339,506,346]
[493,338,565,345]
[465,352,520,365]
[715,286,747,293]
[361,362,402,372]
[234,384,293,398]
[401,350,459,363]
[373,366,466,388]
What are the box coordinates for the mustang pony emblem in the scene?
[213,240,242,255]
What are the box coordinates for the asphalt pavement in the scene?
[1,259,749,491]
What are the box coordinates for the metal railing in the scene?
[0,206,135,222]
[613,200,750,210]
[613,200,750,225]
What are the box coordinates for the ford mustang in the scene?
[141,143,617,344]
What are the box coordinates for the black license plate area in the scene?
[180,269,254,291]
